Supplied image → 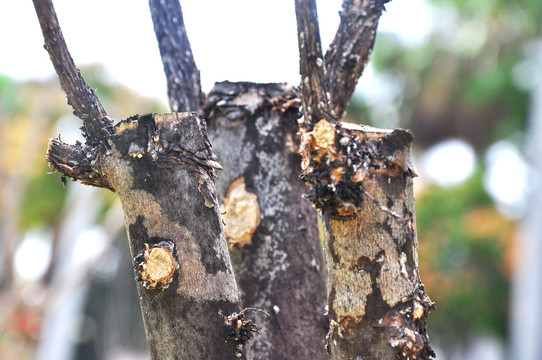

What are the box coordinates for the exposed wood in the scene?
[314,124,434,359]
[149,0,203,112]
[32,0,112,141]
[205,81,328,359]
[324,0,390,119]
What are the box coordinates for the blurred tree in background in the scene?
[1,0,542,358]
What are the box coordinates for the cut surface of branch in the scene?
[32,0,112,141]
[324,0,390,119]
[46,138,113,191]
[150,0,203,112]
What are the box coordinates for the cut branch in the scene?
[46,138,113,191]
[324,0,390,119]
[32,0,112,141]
[294,0,434,358]
[149,0,203,112]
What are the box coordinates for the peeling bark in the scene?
[205,81,328,360]
[313,125,435,359]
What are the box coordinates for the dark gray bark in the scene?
[34,1,252,358]
[149,0,203,112]
[205,81,328,359]
[32,0,112,141]
[324,0,390,119]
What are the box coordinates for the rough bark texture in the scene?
[294,0,434,358]
[204,81,328,359]
[47,112,252,359]
[149,0,203,112]
[295,0,334,126]
[101,113,250,359]
[314,124,434,359]
[298,119,435,359]
[32,0,112,141]
[324,0,390,119]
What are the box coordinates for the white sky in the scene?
[1,0,431,104]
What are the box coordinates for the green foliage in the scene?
[416,170,512,337]
[0,73,20,116]
[18,164,67,230]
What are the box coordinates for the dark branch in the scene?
[294,0,335,127]
[32,0,112,141]
[149,0,203,113]
[46,139,113,191]
[324,0,390,119]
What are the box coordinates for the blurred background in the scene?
[1,0,541,359]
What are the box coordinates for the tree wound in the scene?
[135,241,179,290]
[222,177,261,249]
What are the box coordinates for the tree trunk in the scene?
[304,123,435,359]
[48,113,252,359]
[35,0,436,357]
[293,0,434,358]
[205,81,328,359]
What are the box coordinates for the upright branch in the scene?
[324,0,390,119]
[294,0,334,126]
[32,0,112,141]
[149,0,203,112]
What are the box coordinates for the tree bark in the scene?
[324,0,391,119]
[205,81,328,359]
[312,124,434,359]
[49,112,254,359]
[100,113,251,359]
[294,0,434,358]
[149,0,203,112]
[32,0,112,141]
[34,1,252,358]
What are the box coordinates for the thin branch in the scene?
[149,0,203,112]
[294,0,335,127]
[32,0,112,141]
[324,0,390,119]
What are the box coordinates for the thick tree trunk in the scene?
[33,1,253,356]
[48,113,252,359]
[304,123,435,359]
[205,81,328,359]
[294,0,434,358]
